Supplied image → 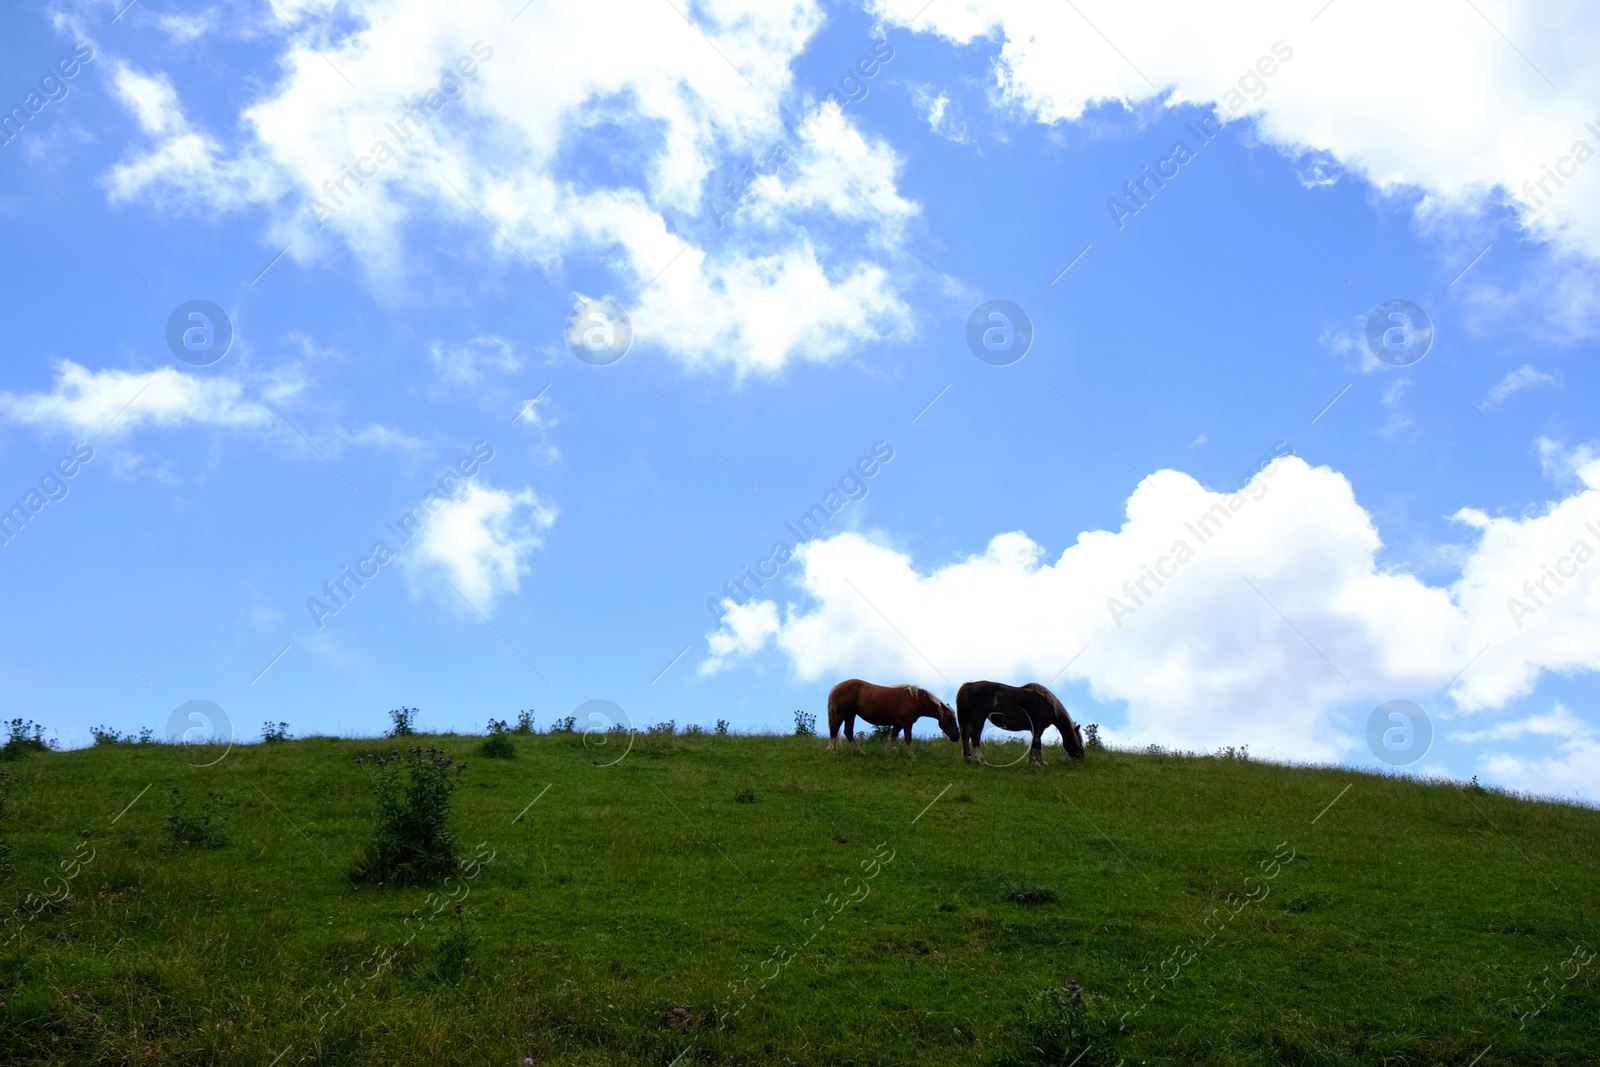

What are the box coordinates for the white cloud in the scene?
[99,0,932,375]
[909,83,970,144]
[877,0,1600,263]
[0,359,279,437]
[405,479,556,613]
[702,451,1600,765]
[1451,701,1588,743]
[1484,364,1559,406]
[700,598,781,674]
[0,359,419,460]
[103,64,280,213]
[430,334,523,386]
[1469,702,1600,803]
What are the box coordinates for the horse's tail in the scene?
[826,680,859,737]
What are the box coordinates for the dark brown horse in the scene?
[956,680,1085,766]
[826,679,959,756]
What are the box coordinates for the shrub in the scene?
[2,719,54,760]
[648,720,676,736]
[355,746,467,886]
[715,719,730,735]
[733,788,757,804]
[137,727,155,744]
[684,723,705,736]
[90,726,128,746]
[162,789,228,850]
[868,724,894,743]
[793,710,817,737]
[550,716,576,733]
[388,706,419,737]
[263,721,292,744]
[1004,882,1059,905]
[513,710,535,734]
[1214,744,1249,761]
[1083,724,1104,751]
[478,719,516,760]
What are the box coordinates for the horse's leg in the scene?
[846,714,864,755]
[827,704,840,752]
[902,723,914,758]
[1030,727,1047,767]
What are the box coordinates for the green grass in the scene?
[0,732,1597,1065]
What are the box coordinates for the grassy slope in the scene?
[1,731,1597,1066]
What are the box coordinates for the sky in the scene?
[1,0,1598,803]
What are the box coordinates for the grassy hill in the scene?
[1,728,1597,1066]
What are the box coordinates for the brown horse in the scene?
[826,679,959,756]
[956,680,1085,766]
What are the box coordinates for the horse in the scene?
[826,679,959,756]
[956,680,1085,766]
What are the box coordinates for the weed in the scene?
[410,912,475,986]
[715,719,730,735]
[162,789,228,850]
[868,724,895,744]
[648,720,676,736]
[478,719,516,760]
[355,746,467,886]
[2,719,54,760]
[0,766,15,871]
[1214,744,1249,761]
[89,726,129,746]
[734,788,758,804]
[514,710,535,734]
[1001,983,1115,1067]
[388,706,419,737]
[550,716,576,734]
[1084,724,1105,751]
[137,727,154,744]
[263,721,292,744]
[793,710,817,737]
[684,723,706,736]
[1003,882,1058,905]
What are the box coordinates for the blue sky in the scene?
[2,0,1599,801]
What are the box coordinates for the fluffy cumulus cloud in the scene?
[703,451,1600,776]
[876,0,1600,261]
[99,0,926,375]
[404,480,556,613]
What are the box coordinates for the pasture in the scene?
[1,728,1597,1065]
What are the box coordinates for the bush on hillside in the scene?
[477,719,516,760]
[793,710,817,737]
[513,710,535,734]
[162,789,228,850]
[387,706,420,737]
[2,719,54,760]
[263,721,292,744]
[355,746,466,886]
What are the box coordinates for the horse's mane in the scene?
[1021,682,1074,727]
[894,683,947,708]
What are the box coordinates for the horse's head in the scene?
[1023,682,1084,760]
[933,696,960,741]
[1061,714,1085,760]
